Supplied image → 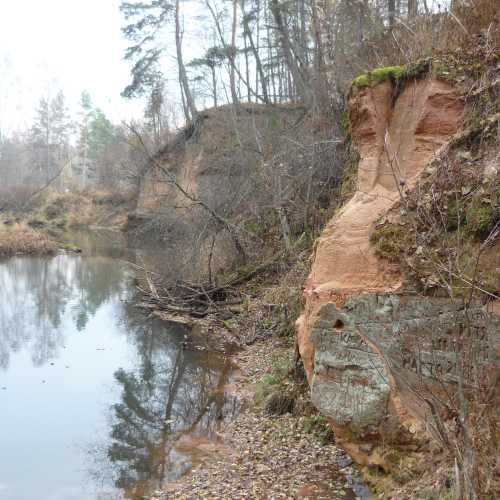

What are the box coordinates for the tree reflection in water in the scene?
[0,254,127,369]
[106,316,237,499]
[0,247,238,499]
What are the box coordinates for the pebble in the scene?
[155,340,367,500]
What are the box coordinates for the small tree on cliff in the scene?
[188,46,226,109]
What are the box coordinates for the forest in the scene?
[0,0,462,208]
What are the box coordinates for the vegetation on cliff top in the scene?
[370,41,500,300]
[366,37,499,499]
[352,62,436,91]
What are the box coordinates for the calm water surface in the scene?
[0,232,233,499]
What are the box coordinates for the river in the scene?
[0,231,235,500]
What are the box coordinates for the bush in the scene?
[91,190,135,206]
[0,185,39,211]
[254,373,279,404]
[264,392,295,415]
[466,202,495,236]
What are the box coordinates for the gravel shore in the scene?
[153,338,371,500]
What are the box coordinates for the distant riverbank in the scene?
[0,224,57,257]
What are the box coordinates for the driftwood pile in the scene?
[131,250,287,320]
[138,276,238,318]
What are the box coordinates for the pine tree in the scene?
[144,79,166,147]
[77,91,94,188]
[29,91,71,184]
[120,0,198,123]
[88,109,117,186]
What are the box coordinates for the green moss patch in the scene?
[353,66,405,89]
[352,59,431,91]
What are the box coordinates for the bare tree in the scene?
[176,0,199,122]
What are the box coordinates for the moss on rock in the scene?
[352,59,432,91]
[352,66,406,89]
[370,225,412,262]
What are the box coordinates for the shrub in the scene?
[254,373,279,403]
[466,203,495,236]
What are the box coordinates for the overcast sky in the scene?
[0,0,145,134]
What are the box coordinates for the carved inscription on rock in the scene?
[311,303,390,432]
[310,296,499,433]
[344,295,498,383]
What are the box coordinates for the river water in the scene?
[0,232,234,500]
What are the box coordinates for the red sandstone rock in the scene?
[297,76,464,384]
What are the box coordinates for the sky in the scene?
[0,0,144,135]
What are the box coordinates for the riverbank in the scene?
[0,225,57,257]
[132,247,371,499]
[0,189,133,231]
[128,239,368,498]
[0,189,134,257]
[157,337,370,500]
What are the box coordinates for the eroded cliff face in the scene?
[131,103,333,279]
[136,104,307,215]
[131,105,298,277]
[296,75,478,465]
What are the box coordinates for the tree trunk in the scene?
[179,81,189,123]
[311,0,323,71]
[256,0,261,97]
[242,2,251,102]
[175,0,198,123]
[240,0,270,104]
[408,0,418,19]
[206,0,263,103]
[211,65,218,108]
[299,0,308,66]
[388,0,396,30]
[270,0,311,106]
[230,0,239,105]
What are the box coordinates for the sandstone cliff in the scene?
[296,70,499,485]
[130,103,342,281]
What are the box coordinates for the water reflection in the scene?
[0,233,234,500]
[104,317,235,498]
[62,229,131,259]
[0,254,127,369]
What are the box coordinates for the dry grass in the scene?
[0,184,41,211]
[0,226,57,257]
[1,188,133,232]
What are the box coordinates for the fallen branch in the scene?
[133,247,289,319]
